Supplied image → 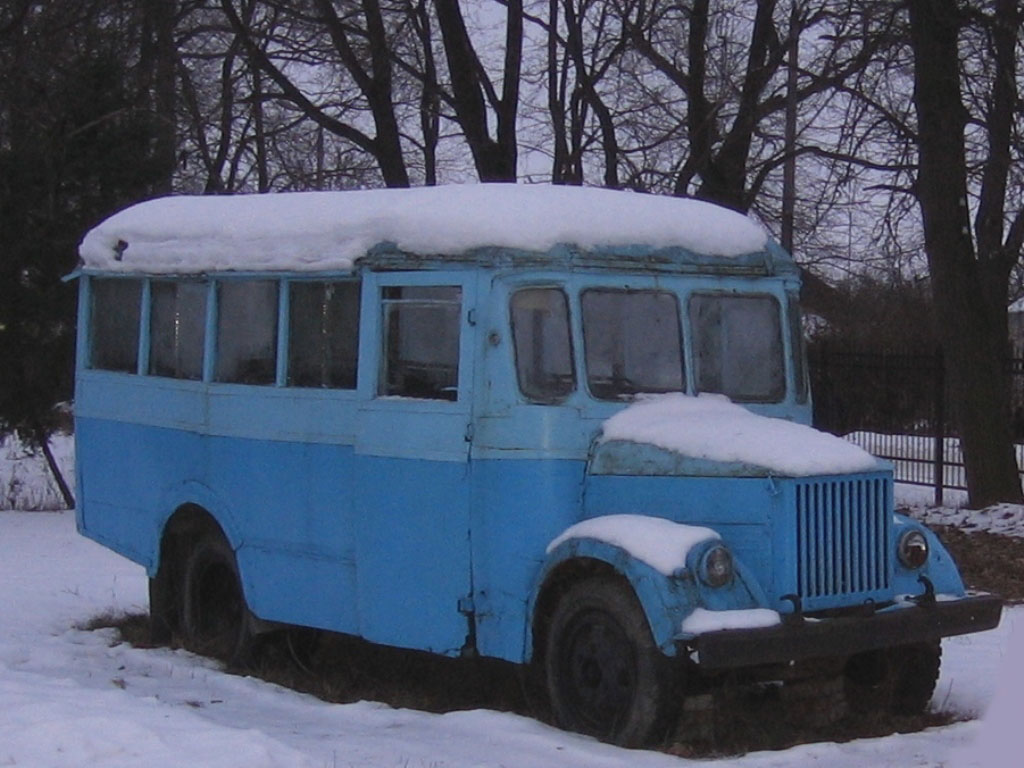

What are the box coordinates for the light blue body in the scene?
[74,243,968,664]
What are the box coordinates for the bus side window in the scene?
[215,280,279,385]
[89,278,142,373]
[380,286,461,401]
[149,280,206,380]
[510,287,575,403]
[288,281,361,389]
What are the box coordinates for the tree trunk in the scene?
[908,0,1022,506]
[29,423,74,510]
[413,0,439,185]
[252,66,269,192]
[696,0,779,210]
[547,0,571,183]
[144,0,177,194]
[562,0,618,188]
[434,0,518,181]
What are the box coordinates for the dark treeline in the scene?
[1,0,1021,506]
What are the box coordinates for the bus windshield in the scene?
[581,289,685,401]
[689,293,785,402]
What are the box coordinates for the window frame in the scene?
[87,276,143,374]
[148,278,208,381]
[285,279,362,391]
[688,291,787,404]
[580,287,686,402]
[378,284,464,402]
[509,285,577,405]
[212,278,281,386]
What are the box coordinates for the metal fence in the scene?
[809,346,1024,505]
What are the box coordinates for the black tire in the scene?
[148,572,178,645]
[518,658,552,723]
[544,577,678,747]
[844,641,942,716]
[181,533,254,666]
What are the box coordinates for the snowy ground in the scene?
[0,432,74,512]
[3,440,1023,765]
[897,483,1024,538]
[1,509,1021,768]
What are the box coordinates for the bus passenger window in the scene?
[215,280,278,385]
[581,289,683,400]
[510,288,575,403]
[288,281,360,389]
[89,278,141,373]
[149,281,206,380]
[381,286,461,401]
[690,293,784,402]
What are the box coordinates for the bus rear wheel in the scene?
[544,577,677,747]
[181,533,253,666]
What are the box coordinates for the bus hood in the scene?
[592,393,882,478]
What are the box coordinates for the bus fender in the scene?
[150,480,244,578]
[527,527,769,660]
[892,513,967,598]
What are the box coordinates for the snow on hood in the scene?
[546,514,720,576]
[78,184,768,274]
[600,393,881,477]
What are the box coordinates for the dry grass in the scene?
[85,614,964,755]
[665,697,959,757]
[931,526,1024,602]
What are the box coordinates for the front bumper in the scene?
[684,593,1002,670]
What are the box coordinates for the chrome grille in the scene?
[795,476,890,602]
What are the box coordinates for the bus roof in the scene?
[78,184,771,275]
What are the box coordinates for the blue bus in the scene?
[74,185,1000,746]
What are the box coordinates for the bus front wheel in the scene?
[181,533,253,666]
[544,577,678,747]
[844,641,941,716]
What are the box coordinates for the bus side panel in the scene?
[469,457,586,663]
[206,436,359,634]
[76,416,363,635]
[584,474,779,603]
[351,454,473,656]
[76,417,202,569]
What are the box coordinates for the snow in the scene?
[0,509,1020,767]
[680,608,782,636]
[77,184,769,274]
[3,441,1023,766]
[893,482,1024,538]
[546,514,720,575]
[601,393,882,477]
[896,482,971,510]
[905,499,1024,538]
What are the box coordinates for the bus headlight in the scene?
[700,545,734,588]
[898,529,929,569]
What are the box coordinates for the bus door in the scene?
[353,272,477,655]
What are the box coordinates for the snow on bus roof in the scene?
[78,184,769,274]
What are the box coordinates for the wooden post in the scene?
[933,347,945,507]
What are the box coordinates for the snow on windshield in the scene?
[78,184,768,274]
[601,393,882,477]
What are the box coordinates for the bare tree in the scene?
[433,0,523,181]
[907,0,1023,506]
[219,0,412,187]
[1,0,175,507]
[614,1,898,208]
